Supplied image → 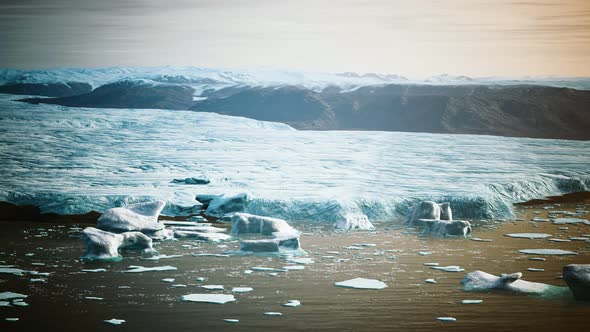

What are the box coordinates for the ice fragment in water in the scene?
[437,317,457,322]
[122,265,177,273]
[504,233,551,239]
[282,300,301,307]
[104,319,125,325]
[232,287,253,293]
[519,249,577,255]
[431,265,464,272]
[334,278,387,290]
[201,285,224,290]
[180,294,236,304]
[461,299,483,304]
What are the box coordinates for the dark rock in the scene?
[0,82,92,97]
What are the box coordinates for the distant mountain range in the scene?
[2,67,590,140]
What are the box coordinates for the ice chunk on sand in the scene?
[282,300,301,307]
[180,294,236,304]
[528,257,546,261]
[334,278,387,290]
[203,193,248,217]
[84,297,104,301]
[263,312,283,316]
[82,227,155,261]
[333,214,374,231]
[224,319,239,323]
[504,233,551,239]
[122,265,177,273]
[425,279,437,284]
[424,263,439,267]
[232,287,253,293]
[231,213,299,237]
[97,201,166,233]
[471,238,493,242]
[201,285,224,290]
[527,268,544,272]
[171,284,187,288]
[548,238,571,242]
[461,299,483,304]
[418,251,433,256]
[81,268,107,273]
[192,253,230,257]
[552,218,590,225]
[461,270,568,296]
[437,317,456,322]
[104,319,125,325]
[0,292,27,300]
[431,265,464,272]
[519,249,577,255]
[161,278,175,283]
[239,238,301,253]
[532,218,549,222]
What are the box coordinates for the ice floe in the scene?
[203,193,248,217]
[461,270,568,296]
[420,219,472,237]
[527,268,544,272]
[161,278,175,283]
[504,233,551,239]
[519,249,577,255]
[239,238,301,253]
[224,319,239,323]
[282,300,301,307]
[97,201,166,233]
[180,294,236,304]
[104,319,126,325]
[285,257,314,265]
[263,312,283,316]
[437,317,456,322]
[172,177,210,185]
[122,265,177,273]
[461,299,483,304]
[231,213,299,238]
[81,227,155,261]
[425,279,437,284]
[84,297,104,301]
[201,285,224,290]
[334,278,387,290]
[232,287,253,293]
[81,268,107,273]
[551,218,590,225]
[431,265,465,272]
[0,292,27,300]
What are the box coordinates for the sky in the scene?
[0,0,589,78]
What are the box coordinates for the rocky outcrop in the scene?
[22,80,194,110]
[0,82,92,97]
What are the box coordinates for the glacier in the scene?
[0,93,589,223]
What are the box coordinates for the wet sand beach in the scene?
[1,193,589,331]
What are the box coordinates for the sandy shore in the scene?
[1,194,589,331]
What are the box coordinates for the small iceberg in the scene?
[519,249,577,255]
[81,227,155,261]
[180,294,236,304]
[333,214,374,231]
[461,270,568,296]
[104,319,125,325]
[201,285,224,290]
[334,278,387,290]
[282,300,301,307]
[97,201,166,233]
[437,317,456,322]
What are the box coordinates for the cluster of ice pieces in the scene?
[405,201,472,237]
[231,213,304,254]
[82,201,229,260]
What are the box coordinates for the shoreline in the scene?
[2,190,590,224]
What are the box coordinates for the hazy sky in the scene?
[1,0,589,78]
